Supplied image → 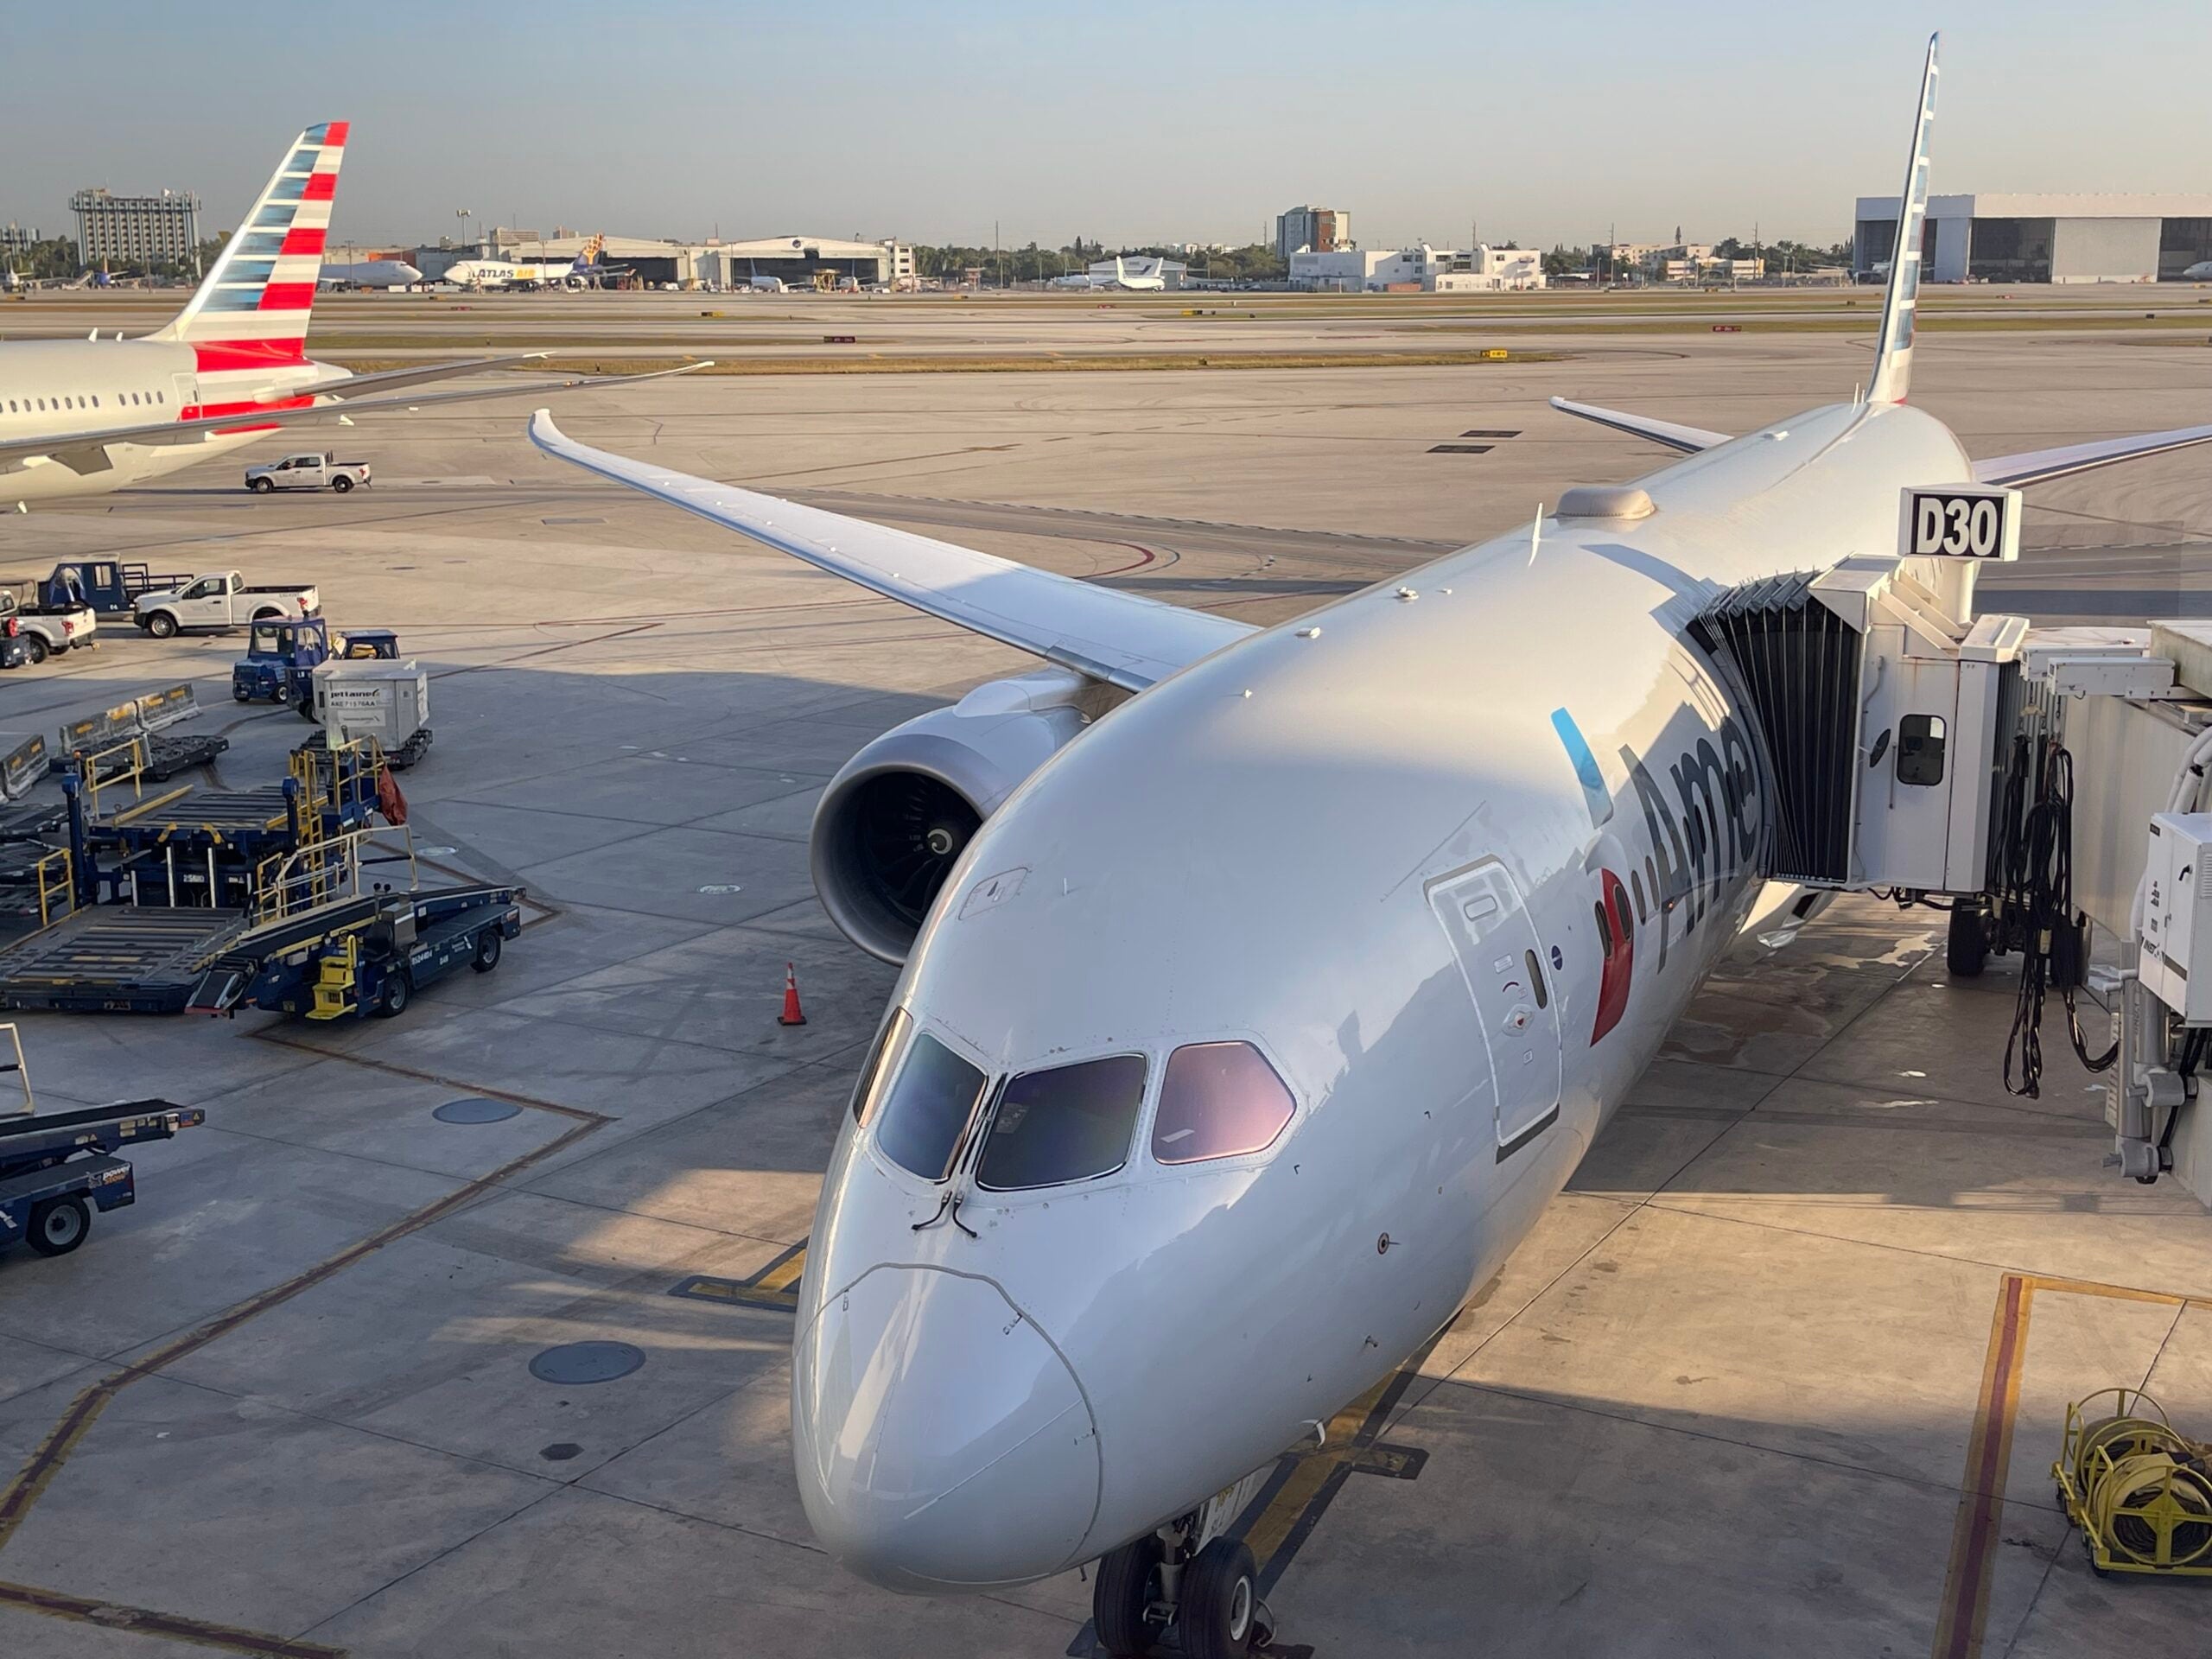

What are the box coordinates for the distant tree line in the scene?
[1,232,229,281]
[912,240,1289,285]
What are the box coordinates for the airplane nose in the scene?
[792,1265,1100,1592]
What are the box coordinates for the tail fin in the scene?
[1865,37,1937,404]
[149,122,347,365]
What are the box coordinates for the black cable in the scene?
[2002,742,2116,1094]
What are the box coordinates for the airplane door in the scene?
[1427,860,1564,1159]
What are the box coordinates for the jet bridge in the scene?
[1691,484,2212,1203]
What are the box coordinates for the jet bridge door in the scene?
[1427,860,1564,1160]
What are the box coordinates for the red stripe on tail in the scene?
[194,340,309,373]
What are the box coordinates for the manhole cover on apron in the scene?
[530,1342,645,1385]
[435,1097,521,1124]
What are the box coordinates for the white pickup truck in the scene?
[244,452,372,494]
[0,587,96,664]
[135,572,321,638]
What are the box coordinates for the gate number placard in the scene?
[1899,485,2022,562]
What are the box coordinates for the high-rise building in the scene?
[0,224,40,256]
[70,187,201,272]
[1276,207,1351,260]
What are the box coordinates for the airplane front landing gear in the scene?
[1179,1536,1261,1659]
[1090,1532,1164,1656]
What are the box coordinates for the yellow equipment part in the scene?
[309,934,359,1021]
[2055,1388,2212,1578]
[2089,1452,2212,1570]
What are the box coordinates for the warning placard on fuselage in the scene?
[1898,485,2023,562]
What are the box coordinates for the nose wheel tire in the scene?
[1179,1537,1259,1659]
[1090,1534,1164,1656]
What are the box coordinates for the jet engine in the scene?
[810,670,1120,963]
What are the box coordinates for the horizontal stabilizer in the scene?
[1550,397,1730,455]
[1974,423,2212,488]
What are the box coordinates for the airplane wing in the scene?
[527,410,1255,692]
[290,354,556,400]
[0,363,709,478]
[1973,423,2212,488]
[1550,397,1731,454]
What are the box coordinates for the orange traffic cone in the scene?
[778,963,807,1027]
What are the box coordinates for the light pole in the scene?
[455,207,474,253]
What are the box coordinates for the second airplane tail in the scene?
[148,122,347,373]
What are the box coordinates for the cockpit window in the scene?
[873,1030,988,1182]
[975,1054,1147,1191]
[1151,1041,1296,1165]
[850,1007,911,1125]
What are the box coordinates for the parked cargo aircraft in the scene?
[2185,259,2212,281]
[318,258,425,290]
[1052,254,1170,291]
[0,127,694,509]
[532,36,2212,1657]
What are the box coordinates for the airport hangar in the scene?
[410,232,914,288]
[1853,191,2212,282]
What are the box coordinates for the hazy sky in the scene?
[5,2,2205,253]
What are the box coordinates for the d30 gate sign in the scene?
[1899,485,2023,562]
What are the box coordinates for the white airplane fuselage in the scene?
[791,398,1976,1591]
[0,337,346,502]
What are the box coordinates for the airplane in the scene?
[526,35,2212,1657]
[1052,253,1169,291]
[740,257,787,294]
[563,233,630,289]
[0,124,701,510]
[2185,258,2212,281]
[318,257,425,290]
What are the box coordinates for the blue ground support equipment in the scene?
[232,616,332,706]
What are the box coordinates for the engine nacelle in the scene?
[810,670,1115,963]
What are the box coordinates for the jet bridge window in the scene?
[976,1054,1147,1191]
[1897,715,1946,786]
[873,1029,988,1183]
[1152,1041,1296,1166]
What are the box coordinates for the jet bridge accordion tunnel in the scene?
[1686,555,2025,898]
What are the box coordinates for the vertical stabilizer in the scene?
[1866,36,1938,404]
[148,123,347,367]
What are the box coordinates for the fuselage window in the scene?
[849,1007,911,1125]
[1645,855,1662,912]
[1593,901,1614,955]
[1152,1040,1297,1165]
[975,1053,1147,1191]
[1524,950,1549,1010]
[873,1030,988,1182]
[1630,868,1647,922]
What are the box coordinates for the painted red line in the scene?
[302,172,337,203]
[1939,1274,2026,1659]
[323,120,349,147]
[278,227,326,257]
[257,283,317,311]
[1093,541,1158,578]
